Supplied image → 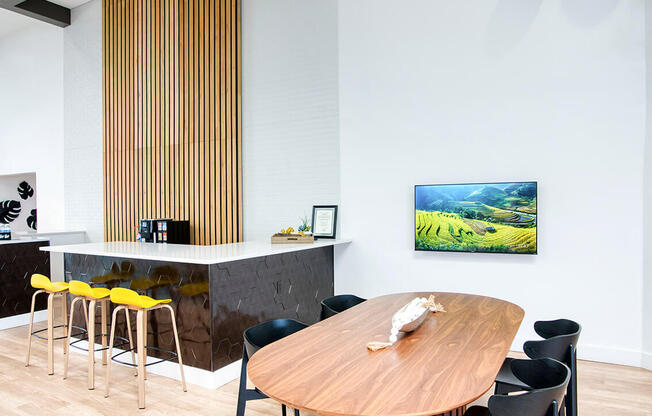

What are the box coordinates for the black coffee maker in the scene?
[139,219,190,244]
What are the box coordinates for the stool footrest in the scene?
[111,345,178,367]
[69,330,130,353]
[31,324,69,341]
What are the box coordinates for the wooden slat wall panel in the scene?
[103,0,242,245]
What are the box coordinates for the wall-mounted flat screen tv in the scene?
[415,182,537,254]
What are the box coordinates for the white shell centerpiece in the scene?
[367,294,446,351]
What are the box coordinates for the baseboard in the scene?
[68,337,240,389]
[642,351,652,371]
[0,310,47,330]
[512,336,644,368]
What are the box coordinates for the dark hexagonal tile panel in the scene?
[64,246,333,371]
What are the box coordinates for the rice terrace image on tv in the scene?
[415,182,537,254]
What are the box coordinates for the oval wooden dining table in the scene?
[247,292,524,416]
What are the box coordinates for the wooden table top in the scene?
[247,292,524,416]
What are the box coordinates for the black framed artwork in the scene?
[311,205,338,239]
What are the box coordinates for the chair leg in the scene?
[124,308,137,376]
[236,346,249,416]
[104,305,121,398]
[61,292,68,356]
[64,297,80,380]
[83,300,95,364]
[294,409,299,416]
[101,301,108,365]
[25,290,42,367]
[47,293,54,375]
[82,299,90,331]
[282,404,287,416]
[164,304,187,392]
[567,346,578,416]
[87,299,96,390]
[136,309,146,409]
[142,309,147,380]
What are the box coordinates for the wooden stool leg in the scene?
[142,309,147,380]
[61,292,68,356]
[124,308,137,376]
[105,305,121,398]
[47,293,54,375]
[25,290,41,367]
[165,304,187,391]
[64,297,80,380]
[101,301,108,365]
[87,299,96,389]
[136,309,146,409]
[82,299,90,330]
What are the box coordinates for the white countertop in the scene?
[0,238,49,246]
[41,239,352,265]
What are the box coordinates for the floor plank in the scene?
[1,323,650,415]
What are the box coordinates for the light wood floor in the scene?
[1,322,650,416]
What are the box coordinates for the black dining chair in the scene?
[494,319,581,416]
[236,319,308,416]
[320,294,366,320]
[466,358,570,416]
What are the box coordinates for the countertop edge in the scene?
[40,239,352,264]
[0,238,50,246]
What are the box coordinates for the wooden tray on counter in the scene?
[271,234,314,244]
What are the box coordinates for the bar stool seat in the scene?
[113,288,172,309]
[31,274,70,292]
[105,287,186,409]
[26,274,70,375]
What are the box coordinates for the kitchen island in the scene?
[0,239,50,329]
[42,239,351,386]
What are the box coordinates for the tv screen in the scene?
[415,182,537,254]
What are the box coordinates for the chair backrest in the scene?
[488,358,570,416]
[320,294,366,320]
[30,273,52,290]
[524,319,581,364]
[243,319,308,359]
[110,287,142,306]
[69,280,93,297]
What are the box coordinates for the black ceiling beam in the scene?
[0,0,70,28]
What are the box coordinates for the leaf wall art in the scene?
[27,209,37,230]
[0,200,21,224]
[0,172,37,232]
[17,181,34,200]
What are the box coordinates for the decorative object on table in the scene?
[298,215,312,233]
[415,182,537,254]
[0,224,11,240]
[311,205,338,239]
[367,294,445,351]
[0,172,37,232]
[271,226,315,244]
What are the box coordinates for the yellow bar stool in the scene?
[25,274,70,375]
[105,287,187,409]
[63,280,135,390]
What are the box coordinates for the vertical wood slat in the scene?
[103,0,242,245]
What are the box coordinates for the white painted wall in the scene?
[242,0,340,240]
[0,18,65,232]
[63,0,103,243]
[335,0,647,366]
[643,0,652,371]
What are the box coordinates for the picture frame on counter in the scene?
[311,205,338,239]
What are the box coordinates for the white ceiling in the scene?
[50,0,93,8]
[0,0,93,39]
